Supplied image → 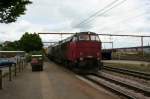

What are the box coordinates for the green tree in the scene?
[1,41,20,50]
[20,32,43,52]
[0,44,2,50]
[0,0,32,23]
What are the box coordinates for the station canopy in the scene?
[0,51,25,58]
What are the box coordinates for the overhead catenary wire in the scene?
[94,6,150,31]
[75,0,127,28]
[80,0,127,27]
[75,0,120,27]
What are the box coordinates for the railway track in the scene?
[81,72,150,99]
[103,65,150,80]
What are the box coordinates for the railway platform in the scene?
[0,61,118,99]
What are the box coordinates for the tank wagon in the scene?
[47,32,103,73]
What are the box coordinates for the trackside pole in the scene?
[21,61,23,71]
[9,65,12,81]
[141,36,144,57]
[0,70,2,89]
[14,64,17,76]
[19,61,21,72]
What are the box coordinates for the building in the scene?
[113,46,150,54]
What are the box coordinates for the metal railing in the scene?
[0,59,26,89]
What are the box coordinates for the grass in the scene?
[104,62,150,73]
[112,52,150,62]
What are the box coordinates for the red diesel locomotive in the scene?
[48,32,103,73]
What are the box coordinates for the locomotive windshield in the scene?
[79,34,90,41]
[90,35,100,41]
[78,34,100,42]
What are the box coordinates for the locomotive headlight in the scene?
[80,52,83,56]
[97,52,100,60]
[97,52,100,56]
[80,57,84,61]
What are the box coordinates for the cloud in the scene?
[0,0,150,47]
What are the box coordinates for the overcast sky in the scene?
[0,0,150,48]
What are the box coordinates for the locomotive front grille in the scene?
[78,58,99,70]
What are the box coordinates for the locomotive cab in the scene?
[67,32,102,73]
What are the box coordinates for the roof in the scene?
[0,51,25,53]
[103,46,150,51]
[31,55,42,57]
[115,46,150,49]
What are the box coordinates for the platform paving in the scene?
[0,61,119,99]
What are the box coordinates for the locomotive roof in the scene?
[76,31,97,35]
[68,32,97,38]
[50,32,98,47]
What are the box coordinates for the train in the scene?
[47,32,103,73]
[102,50,112,60]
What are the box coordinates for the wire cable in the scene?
[74,0,120,27]
[94,4,150,31]
[75,0,127,28]
[79,0,127,27]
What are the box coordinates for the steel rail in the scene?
[83,76,135,99]
[93,73,150,96]
[82,73,150,99]
[103,66,150,80]
[83,75,136,99]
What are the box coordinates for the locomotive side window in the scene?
[95,36,100,41]
[72,36,77,42]
[79,35,90,41]
[90,35,100,42]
